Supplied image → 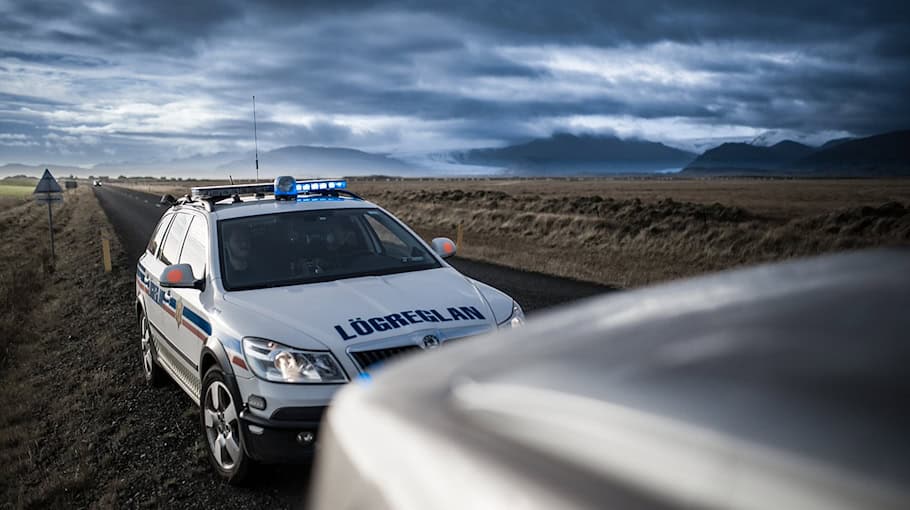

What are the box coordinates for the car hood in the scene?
[221,267,497,349]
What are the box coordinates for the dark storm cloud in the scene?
[240,1,909,49]
[0,50,111,68]
[0,0,908,165]
[205,118,385,148]
[0,92,72,107]
[3,0,241,54]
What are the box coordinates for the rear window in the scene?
[160,214,191,265]
[179,216,208,280]
[147,214,172,255]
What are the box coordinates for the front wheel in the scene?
[140,310,166,387]
[201,367,253,484]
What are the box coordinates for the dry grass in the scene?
[0,187,296,508]
[358,178,910,286]
[0,196,29,212]
[350,177,910,219]
[114,177,910,287]
[0,188,120,508]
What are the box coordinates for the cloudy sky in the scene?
[1,0,908,166]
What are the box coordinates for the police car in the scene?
[135,177,524,483]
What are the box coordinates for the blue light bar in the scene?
[274,176,297,200]
[296,179,347,193]
[296,196,344,202]
[190,178,350,203]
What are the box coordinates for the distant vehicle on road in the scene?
[92,179,102,187]
[310,249,910,510]
[135,177,524,483]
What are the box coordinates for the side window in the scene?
[159,213,191,265]
[179,216,208,280]
[147,214,173,255]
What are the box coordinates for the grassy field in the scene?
[0,185,33,197]
[0,192,74,506]
[0,178,38,211]
[117,177,910,287]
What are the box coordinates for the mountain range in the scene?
[682,130,910,176]
[86,145,417,178]
[450,133,696,174]
[2,129,908,178]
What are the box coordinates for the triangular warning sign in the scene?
[33,169,63,194]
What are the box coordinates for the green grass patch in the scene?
[0,185,34,197]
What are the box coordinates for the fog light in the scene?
[296,431,315,445]
[248,395,267,410]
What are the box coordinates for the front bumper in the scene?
[234,372,342,463]
[240,406,327,463]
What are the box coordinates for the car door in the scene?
[141,213,173,344]
[154,212,194,374]
[171,214,211,375]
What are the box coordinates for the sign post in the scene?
[33,169,63,266]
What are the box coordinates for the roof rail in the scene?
[191,183,274,202]
[176,195,212,211]
[315,189,363,200]
[160,193,214,211]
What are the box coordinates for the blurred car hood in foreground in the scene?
[309,249,910,510]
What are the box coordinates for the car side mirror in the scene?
[159,264,205,290]
[431,237,457,259]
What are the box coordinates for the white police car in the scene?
[135,177,524,483]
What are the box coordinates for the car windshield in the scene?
[218,208,442,290]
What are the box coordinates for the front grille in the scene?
[350,345,420,371]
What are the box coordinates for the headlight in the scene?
[498,301,525,329]
[242,337,348,383]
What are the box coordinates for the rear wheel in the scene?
[140,310,166,387]
[201,366,253,484]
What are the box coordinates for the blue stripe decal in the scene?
[137,262,211,337]
[182,306,212,335]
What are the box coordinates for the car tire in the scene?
[140,310,167,387]
[201,366,253,485]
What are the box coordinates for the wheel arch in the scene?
[200,337,234,381]
[136,298,144,326]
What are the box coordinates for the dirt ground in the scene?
[0,188,295,509]
[122,177,910,287]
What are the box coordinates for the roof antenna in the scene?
[253,95,260,183]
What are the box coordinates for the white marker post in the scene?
[33,169,63,266]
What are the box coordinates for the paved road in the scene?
[93,185,614,313]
